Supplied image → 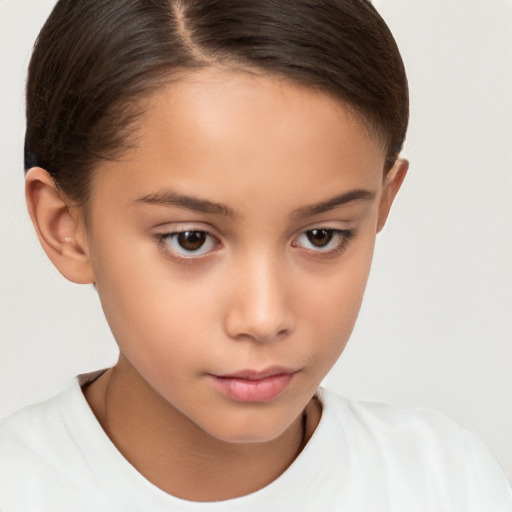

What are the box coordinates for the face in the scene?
[80,68,402,443]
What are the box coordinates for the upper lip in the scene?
[214,366,298,380]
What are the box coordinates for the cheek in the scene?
[90,233,218,364]
[307,233,374,308]
[90,217,375,384]
[99,271,211,337]
[95,275,213,396]
[300,238,375,359]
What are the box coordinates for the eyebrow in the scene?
[134,188,375,219]
[134,191,237,217]
[293,189,375,218]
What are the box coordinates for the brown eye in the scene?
[306,229,333,247]
[159,230,217,257]
[177,231,207,251]
[294,228,355,255]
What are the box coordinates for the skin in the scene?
[25,68,407,501]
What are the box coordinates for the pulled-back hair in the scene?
[25,0,408,206]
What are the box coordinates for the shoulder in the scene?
[320,387,474,442]
[0,371,111,469]
[0,380,108,510]
[319,387,492,448]
[0,384,83,484]
[1,387,71,458]
[316,388,512,508]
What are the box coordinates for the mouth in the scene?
[209,367,298,403]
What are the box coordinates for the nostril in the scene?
[231,327,289,343]
[224,310,293,342]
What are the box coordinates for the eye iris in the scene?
[177,231,206,251]
[307,229,333,247]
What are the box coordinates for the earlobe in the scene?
[25,167,95,284]
[376,158,409,233]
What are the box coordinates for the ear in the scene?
[376,158,409,233]
[25,167,95,284]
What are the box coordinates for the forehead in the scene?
[90,68,386,213]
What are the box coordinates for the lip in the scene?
[209,367,297,403]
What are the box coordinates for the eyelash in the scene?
[154,227,355,260]
[155,228,221,259]
[292,228,355,257]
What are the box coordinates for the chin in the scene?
[205,410,295,445]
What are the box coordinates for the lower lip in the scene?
[210,373,295,403]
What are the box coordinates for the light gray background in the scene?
[1,0,511,481]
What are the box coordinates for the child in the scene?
[1,0,511,510]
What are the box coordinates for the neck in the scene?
[83,357,321,501]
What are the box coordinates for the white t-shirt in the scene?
[1,371,511,511]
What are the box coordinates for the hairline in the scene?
[68,62,392,223]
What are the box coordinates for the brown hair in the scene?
[25,0,408,206]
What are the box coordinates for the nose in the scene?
[223,254,294,342]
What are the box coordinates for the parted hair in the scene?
[25,0,408,206]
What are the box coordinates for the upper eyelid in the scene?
[293,225,353,239]
[152,223,354,242]
[154,227,353,262]
[293,228,354,244]
[155,230,221,260]
[157,228,220,245]
[294,229,355,256]
[153,223,219,237]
